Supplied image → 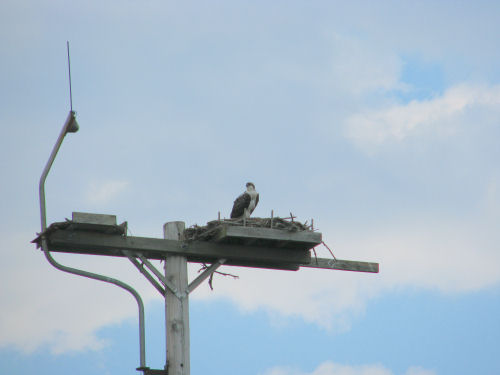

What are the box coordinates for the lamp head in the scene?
[66,111,79,133]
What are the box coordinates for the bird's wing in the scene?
[231,192,251,218]
[249,193,259,214]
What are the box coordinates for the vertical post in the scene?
[163,221,189,375]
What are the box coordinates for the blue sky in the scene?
[1,1,500,375]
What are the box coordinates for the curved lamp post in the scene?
[38,110,147,370]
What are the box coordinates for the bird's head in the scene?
[246,182,256,191]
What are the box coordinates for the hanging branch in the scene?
[198,263,239,290]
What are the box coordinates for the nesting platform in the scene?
[184,218,321,251]
[33,213,378,273]
[33,215,316,271]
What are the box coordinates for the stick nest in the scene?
[184,217,312,241]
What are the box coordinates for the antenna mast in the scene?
[67,41,73,112]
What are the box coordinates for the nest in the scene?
[184,217,312,241]
[32,219,127,247]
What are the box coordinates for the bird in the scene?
[230,182,259,219]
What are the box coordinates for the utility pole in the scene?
[164,222,189,375]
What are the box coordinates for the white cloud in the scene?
[260,361,436,375]
[404,367,437,375]
[192,213,500,331]
[2,1,500,358]
[484,175,500,220]
[10,179,498,355]
[4,68,500,359]
[85,180,129,205]
[0,231,161,354]
[345,84,500,148]
[341,217,500,293]
[328,34,403,96]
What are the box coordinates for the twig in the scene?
[312,247,318,264]
[283,213,297,221]
[198,263,239,290]
[322,241,337,261]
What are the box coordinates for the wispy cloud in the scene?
[328,33,404,96]
[345,84,500,148]
[260,362,436,375]
[85,180,129,205]
[192,212,500,331]
[0,231,160,354]
[2,0,500,361]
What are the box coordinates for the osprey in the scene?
[230,182,259,219]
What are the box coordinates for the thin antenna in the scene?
[67,41,73,112]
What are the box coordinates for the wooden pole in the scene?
[164,221,189,375]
